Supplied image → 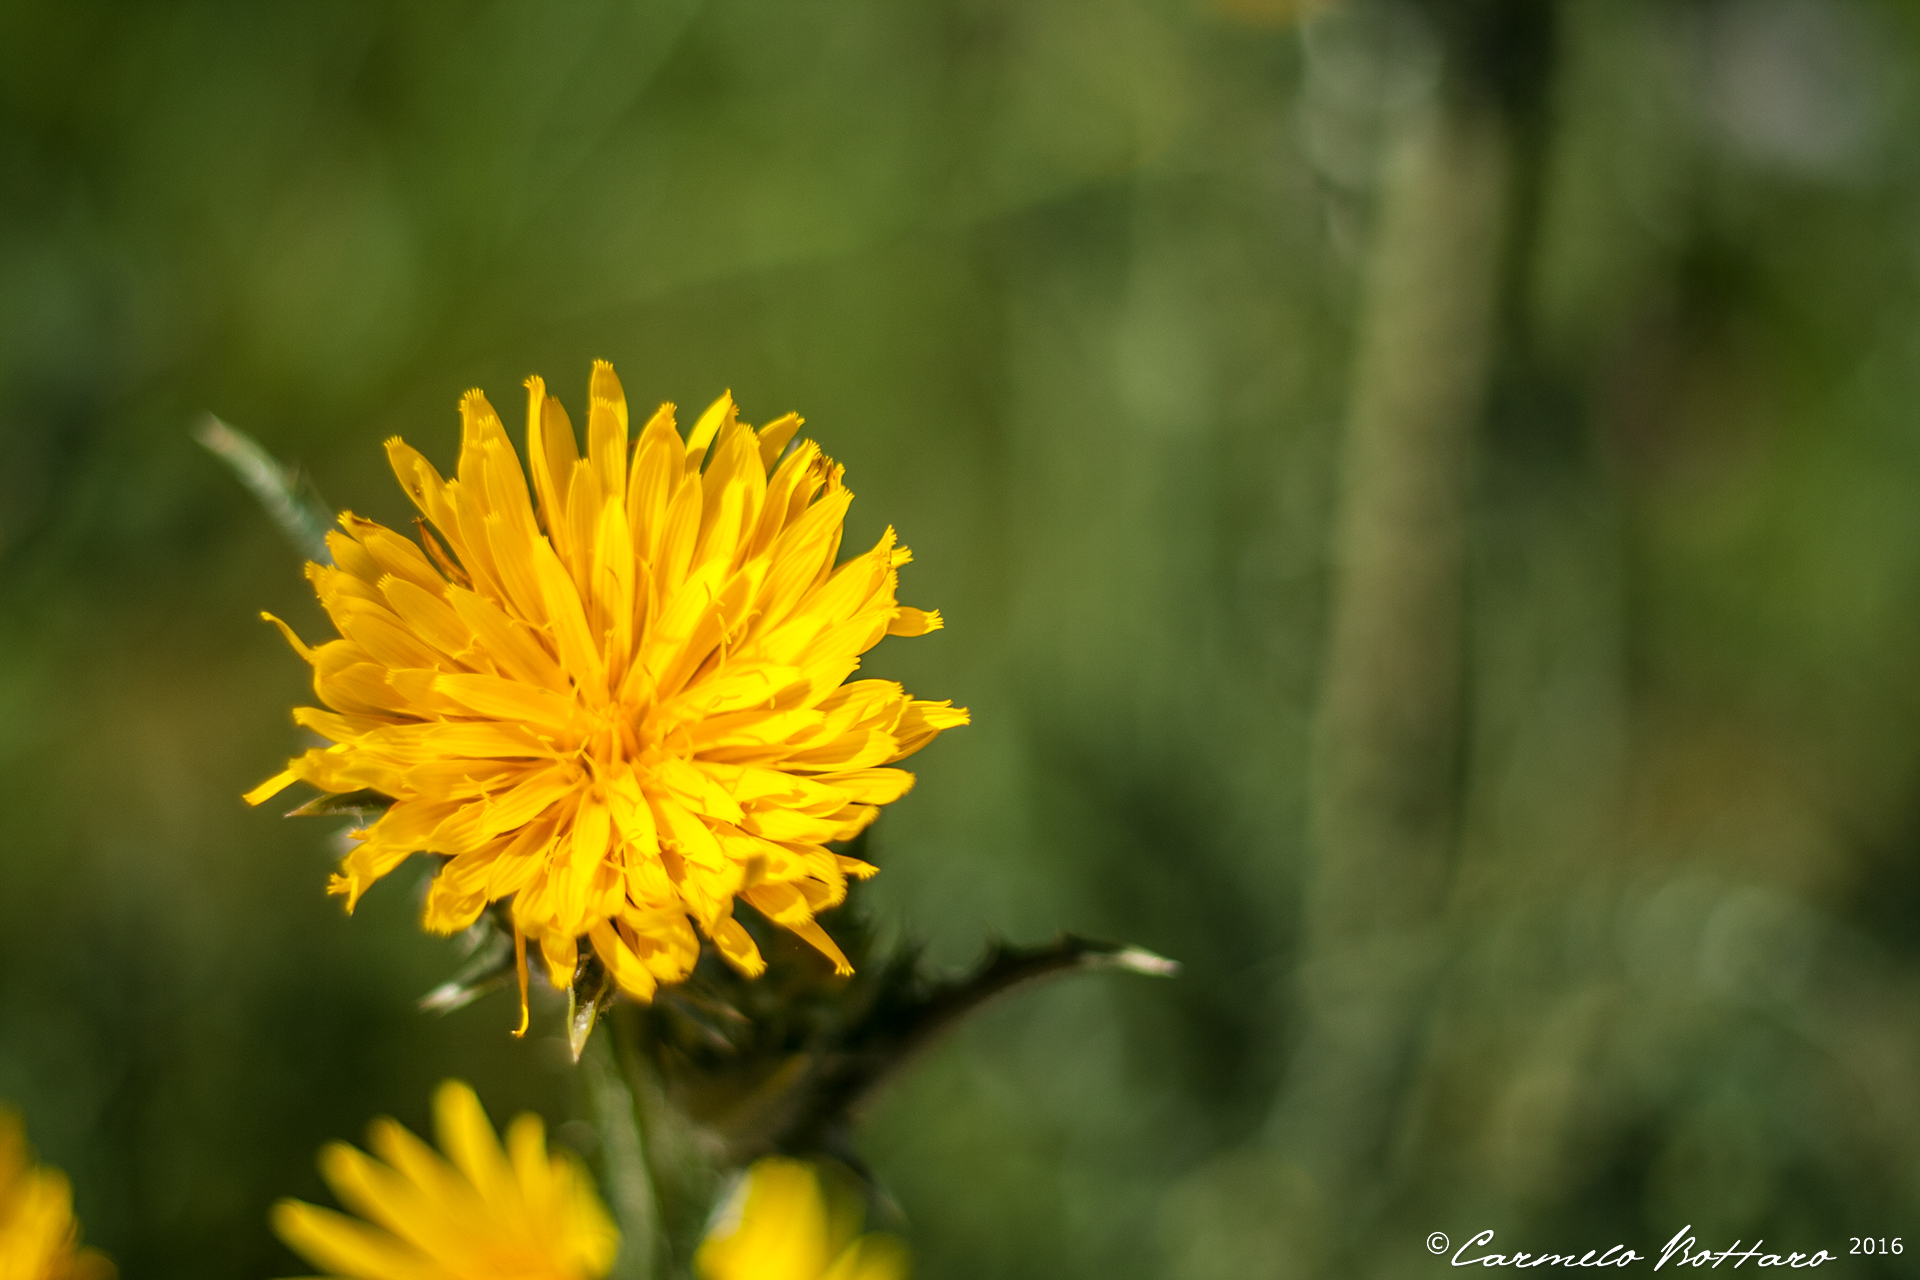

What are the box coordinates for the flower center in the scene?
[576,697,668,792]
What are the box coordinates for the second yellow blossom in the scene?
[0,1110,111,1280]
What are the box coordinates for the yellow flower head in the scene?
[0,1111,111,1280]
[248,364,966,1018]
[696,1158,907,1280]
[273,1080,617,1280]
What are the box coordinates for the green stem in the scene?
[583,1033,663,1280]
[194,414,335,562]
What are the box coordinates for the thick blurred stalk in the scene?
[584,1033,662,1280]
[1272,1,1530,1233]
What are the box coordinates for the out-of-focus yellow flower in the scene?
[272,1080,616,1280]
[248,363,965,1024]
[0,1110,111,1280]
[697,1158,907,1280]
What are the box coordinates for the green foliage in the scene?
[4,0,1920,1278]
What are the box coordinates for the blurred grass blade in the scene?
[195,414,334,562]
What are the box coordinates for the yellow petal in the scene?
[809,767,915,805]
[784,916,854,977]
[684,391,732,474]
[589,922,659,1001]
[272,1199,437,1280]
[755,412,802,471]
[527,377,577,554]
[434,673,580,733]
[886,606,942,637]
[245,769,297,807]
[345,518,446,595]
[380,577,473,659]
[261,611,315,662]
[587,359,629,503]
[709,913,766,978]
[628,401,682,564]
[540,930,579,991]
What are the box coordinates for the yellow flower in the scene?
[0,1110,112,1280]
[272,1080,617,1280]
[248,363,965,1021]
[696,1158,907,1280]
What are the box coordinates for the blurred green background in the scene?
[6,0,1920,1275]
